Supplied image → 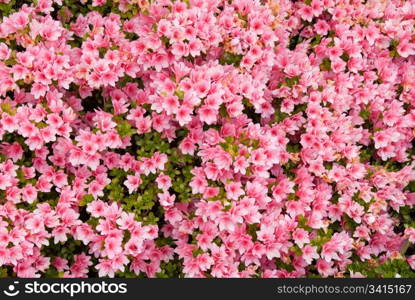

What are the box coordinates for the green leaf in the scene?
[79,194,94,206]
[319,58,331,71]
[219,51,243,66]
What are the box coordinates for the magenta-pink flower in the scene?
[0,0,413,279]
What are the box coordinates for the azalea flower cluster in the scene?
[0,0,415,278]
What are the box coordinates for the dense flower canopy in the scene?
[0,0,415,278]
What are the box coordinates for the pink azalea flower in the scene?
[156,173,172,191]
[225,182,244,200]
[124,174,142,194]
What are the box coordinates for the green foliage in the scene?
[282,76,301,88]
[288,34,303,50]
[276,259,295,272]
[79,194,94,207]
[156,259,184,278]
[116,120,136,138]
[298,215,313,232]
[388,40,400,58]
[100,131,200,226]
[319,58,332,71]
[310,228,333,252]
[286,142,301,153]
[0,267,9,278]
[310,34,322,47]
[348,258,415,278]
[219,51,243,66]
[359,106,370,120]
[340,52,350,62]
[0,0,26,18]
[405,181,415,193]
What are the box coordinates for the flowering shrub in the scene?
[0,0,415,278]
